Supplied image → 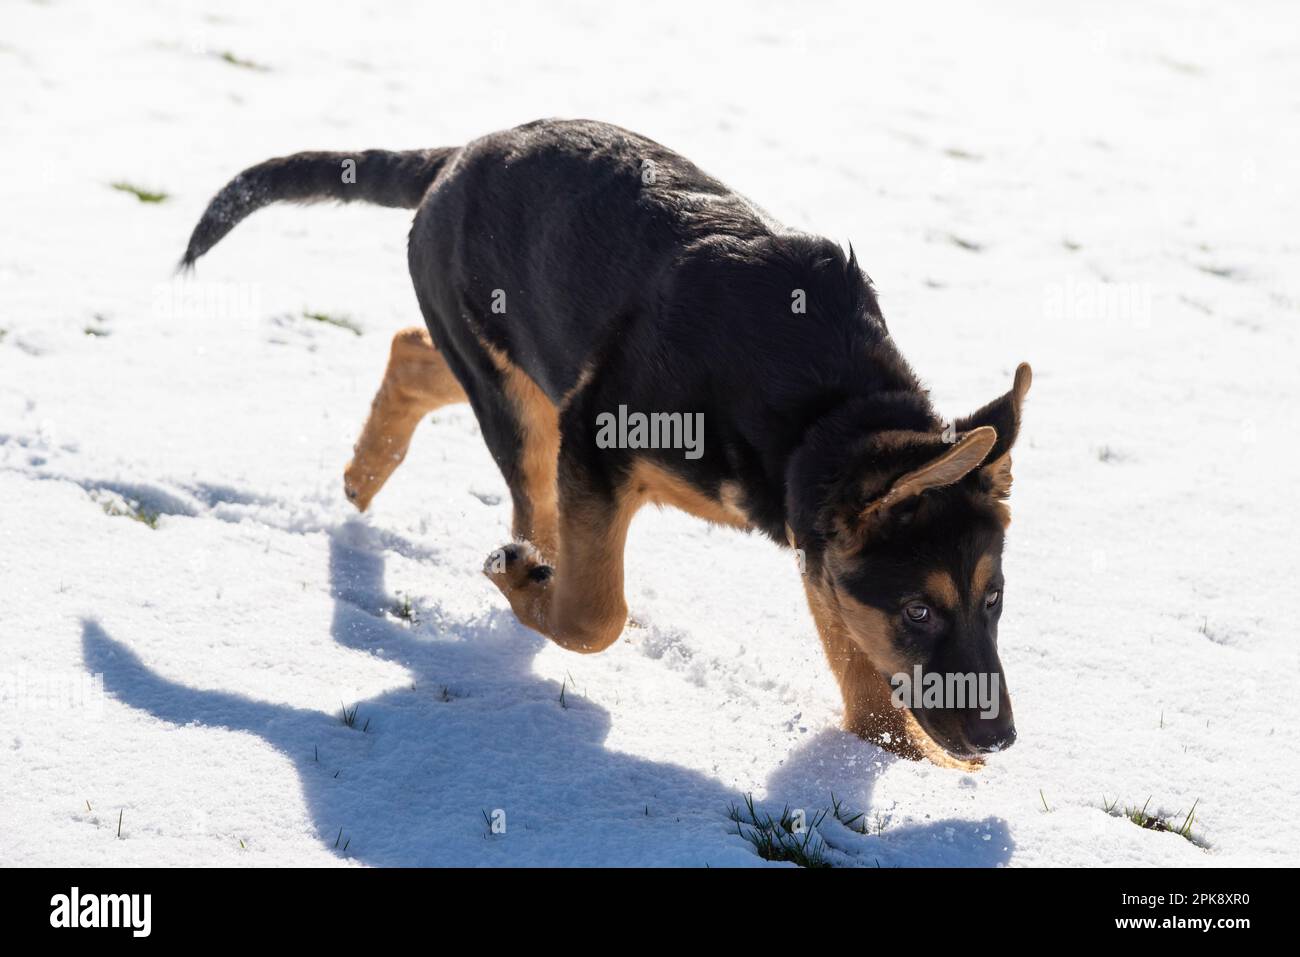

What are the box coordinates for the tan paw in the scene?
[483,541,554,592]
[343,459,379,512]
[483,542,553,632]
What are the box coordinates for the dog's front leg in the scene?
[484,479,635,654]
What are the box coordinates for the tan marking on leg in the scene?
[803,575,918,757]
[488,457,752,654]
[344,326,466,511]
[481,342,561,562]
[719,480,751,525]
[558,362,595,411]
[627,461,752,530]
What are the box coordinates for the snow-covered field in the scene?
[3,0,1298,867]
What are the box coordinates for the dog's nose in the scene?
[966,722,1016,754]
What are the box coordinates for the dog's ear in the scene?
[956,362,1032,499]
[859,426,998,523]
[828,427,998,544]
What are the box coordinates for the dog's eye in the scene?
[985,589,1001,608]
[904,603,931,623]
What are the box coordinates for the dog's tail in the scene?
[179,147,457,269]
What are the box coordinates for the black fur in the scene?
[184,119,944,543]
[180,147,455,268]
[184,119,1025,757]
[404,120,937,540]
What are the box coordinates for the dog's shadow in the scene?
[82,519,1011,866]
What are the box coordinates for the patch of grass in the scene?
[300,309,363,336]
[1197,617,1232,646]
[340,702,368,731]
[829,794,866,833]
[215,50,270,71]
[1160,57,1205,76]
[1096,445,1136,464]
[110,181,170,204]
[727,793,830,868]
[1104,796,1202,844]
[84,313,110,338]
[828,792,868,835]
[827,793,889,836]
[391,592,415,625]
[947,233,984,252]
[95,491,160,529]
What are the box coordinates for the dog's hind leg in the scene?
[344,326,467,511]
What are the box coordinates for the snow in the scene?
[2,0,1298,867]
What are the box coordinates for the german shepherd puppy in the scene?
[182,119,1031,768]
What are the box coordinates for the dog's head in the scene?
[792,364,1032,760]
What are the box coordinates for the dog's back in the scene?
[409,119,781,402]
[182,119,925,541]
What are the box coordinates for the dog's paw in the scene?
[483,541,553,594]
[342,460,376,512]
[343,479,366,511]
